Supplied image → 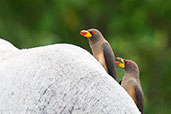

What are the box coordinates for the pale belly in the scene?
[90,41,108,73]
[94,52,108,72]
[122,79,137,105]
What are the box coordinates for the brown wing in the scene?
[135,84,144,114]
[103,42,116,79]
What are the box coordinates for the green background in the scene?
[0,0,171,113]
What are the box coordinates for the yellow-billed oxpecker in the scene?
[115,57,144,114]
[80,29,116,79]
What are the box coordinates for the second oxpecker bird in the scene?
[80,29,116,79]
[115,57,144,114]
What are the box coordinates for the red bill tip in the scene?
[80,30,87,36]
[115,61,121,65]
[116,57,123,61]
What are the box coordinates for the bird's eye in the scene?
[92,31,95,34]
[126,62,130,66]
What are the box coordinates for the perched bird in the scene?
[80,29,116,79]
[115,57,144,114]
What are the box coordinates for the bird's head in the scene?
[80,28,103,42]
[115,57,139,72]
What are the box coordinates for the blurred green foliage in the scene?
[0,0,171,113]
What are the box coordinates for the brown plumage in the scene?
[115,57,144,114]
[80,29,116,79]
